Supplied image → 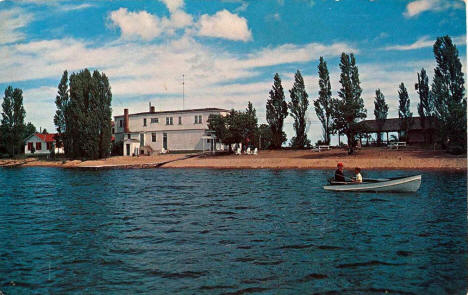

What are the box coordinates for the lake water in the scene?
[0,168,466,294]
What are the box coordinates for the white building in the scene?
[114,106,229,156]
[24,133,64,155]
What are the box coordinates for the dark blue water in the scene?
[0,168,466,295]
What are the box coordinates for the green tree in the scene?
[60,68,113,159]
[54,70,69,151]
[1,86,26,156]
[373,89,388,145]
[288,70,310,148]
[332,53,366,154]
[25,122,36,137]
[314,57,333,145]
[266,73,288,149]
[431,35,466,151]
[398,83,412,141]
[258,123,272,149]
[415,68,433,144]
[245,101,259,147]
[42,128,48,134]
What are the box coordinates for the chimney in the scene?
[149,102,155,113]
[124,108,129,133]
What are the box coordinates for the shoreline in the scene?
[1,148,466,171]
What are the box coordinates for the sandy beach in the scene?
[1,147,465,171]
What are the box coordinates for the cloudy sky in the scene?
[0,0,466,144]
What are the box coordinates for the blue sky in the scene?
[0,0,466,144]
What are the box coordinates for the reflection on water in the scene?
[0,168,466,294]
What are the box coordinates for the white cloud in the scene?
[0,8,33,44]
[197,9,252,42]
[384,35,466,51]
[404,0,465,17]
[59,3,94,12]
[160,0,184,13]
[109,8,163,40]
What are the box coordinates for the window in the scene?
[127,134,131,139]
[195,115,202,124]
[143,118,147,126]
[152,133,156,142]
[36,142,42,150]
[151,118,159,123]
[178,116,182,125]
[47,142,53,150]
[27,142,33,151]
[119,120,123,127]
[166,117,173,125]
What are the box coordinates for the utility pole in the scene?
[182,74,185,110]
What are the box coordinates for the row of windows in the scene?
[27,142,53,151]
[127,133,158,142]
[120,115,205,128]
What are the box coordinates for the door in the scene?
[163,133,167,150]
[126,144,130,156]
[140,133,145,147]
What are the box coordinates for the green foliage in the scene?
[288,70,310,148]
[42,128,48,134]
[415,68,433,144]
[55,68,113,160]
[313,57,333,145]
[258,123,272,149]
[373,89,388,145]
[25,122,36,137]
[1,86,26,156]
[431,36,466,151]
[208,102,259,151]
[332,53,366,154]
[398,82,413,141]
[54,70,69,150]
[266,73,288,149]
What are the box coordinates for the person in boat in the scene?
[335,162,346,182]
[353,167,363,183]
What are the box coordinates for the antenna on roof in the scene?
[182,74,185,110]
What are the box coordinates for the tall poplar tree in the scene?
[288,70,310,148]
[398,82,412,141]
[1,86,25,156]
[54,70,69,152]
[266,73,288,149]
[373,89,388,145]
[332,53,366,154]
[314,57,333,145]
[431,35,466,151]
[415,68,432,143]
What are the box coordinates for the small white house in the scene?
[24,133,64,155]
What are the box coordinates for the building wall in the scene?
[114,109,228,154]
[24,136,50,154]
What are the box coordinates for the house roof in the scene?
[114,107,230,118]
[358,117,436,133]
[35,133,57,142]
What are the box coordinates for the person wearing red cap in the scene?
[335,162,346,182]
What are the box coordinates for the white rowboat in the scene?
[323,175,422,193]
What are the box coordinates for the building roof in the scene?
[32,133,57,142]
[359,117,436,133]
[115,107,230,118]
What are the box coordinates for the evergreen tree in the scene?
[1,86,14,155]
[42,128,48,134]
[266,73,288,149]
[314,57,333,145]
[398,82,412,141]
[25,122,36,137]
[288,70,310,148]
[332,53,366,154]
[373,89,388,145]
[415,68,433,143]
[54,70,69,151]
[245,101,258,147]
[431,35,466,151]
[1,86,25,155]
[258,123,272,149]
[60,68,113,159]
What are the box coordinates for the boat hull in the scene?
[323,175,421,193]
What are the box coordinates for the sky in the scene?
[0,0,466,144]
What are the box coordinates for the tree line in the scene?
[209,35,466,154]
